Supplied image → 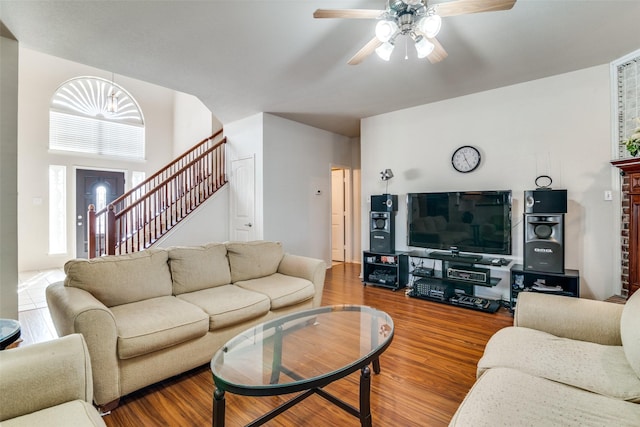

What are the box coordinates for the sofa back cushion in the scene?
[621,290,640,378]
[226,241,284,282]
[64,249,172,307]
[168,243,231,294]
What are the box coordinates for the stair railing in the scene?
[88,130,226,258]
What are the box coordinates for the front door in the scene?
[76,169,125,258]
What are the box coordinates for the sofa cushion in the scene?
[110,296,209,359]
[64,249,172,307]
[478,326,640,402]
[226,241,284,282]
[168,243,231,294]
[450,367,640,427]
[621,290,640,379]
[0,400,106,427]
[235,273,315,310]
[177,285,270,330]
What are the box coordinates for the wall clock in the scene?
[451,145,481,173]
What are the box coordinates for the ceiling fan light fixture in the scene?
[375,41,395,61]
[414,36,434,58]
[375,20,398,43]
[419,13,442,38]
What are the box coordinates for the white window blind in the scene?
[50,111,144,159]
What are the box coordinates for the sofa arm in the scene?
[278,254,327,307]
[0,334,93,421]
[46,282,121,406]
[514,292,623,345]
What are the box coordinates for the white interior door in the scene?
[230,157,255,241]
[331,169,346,262]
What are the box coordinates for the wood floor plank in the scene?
[17,263,513,426]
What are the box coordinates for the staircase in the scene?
[87,129,227,258]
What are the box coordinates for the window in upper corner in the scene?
[614,52,640,159]
[49,76,145,160]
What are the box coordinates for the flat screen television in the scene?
[407,190,512,255]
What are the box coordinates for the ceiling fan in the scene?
[313,0,516,65]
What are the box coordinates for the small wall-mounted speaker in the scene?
[524,189,567,214]
[370,211,395,253]
[523,214,564,273]
[371,194,398,212]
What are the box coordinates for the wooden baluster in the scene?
[87,204,96,259]
[106,204,116,256]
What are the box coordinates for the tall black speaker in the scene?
[370,211,395,253]
[523,214,564,273]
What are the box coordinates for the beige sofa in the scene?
[46,241,326,411]
[450,291,640,426]
[0,334,106,426]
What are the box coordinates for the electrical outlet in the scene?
[604,190,613,201]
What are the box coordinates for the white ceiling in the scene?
[1,0,639,137]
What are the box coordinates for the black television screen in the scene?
[407,190,512,255]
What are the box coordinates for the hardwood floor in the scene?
[18,263,513,426]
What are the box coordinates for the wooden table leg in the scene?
[213,388,225,427]
[359,365,372,427]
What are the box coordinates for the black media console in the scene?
[509,264,580,312]
[362,250,409,291]
[406,250,510,313]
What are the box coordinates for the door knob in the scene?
[244,223,252,227]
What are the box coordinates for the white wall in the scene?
[225,113,265,240]
[156,186,230,247]
[262,114,353,263]
[362,65,617,301]
[350,137,362,262]
[0,29,19,319]
[225,113,356,264]
[172,92,222,156]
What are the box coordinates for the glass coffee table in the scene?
[210,305,394,427]
[0,319,21,350]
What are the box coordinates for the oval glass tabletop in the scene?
[210,304,394,395]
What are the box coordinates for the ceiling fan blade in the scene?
[313,9,385,19]
[434,0,516,17]
[427,37,448,63]
[348,37,383,65]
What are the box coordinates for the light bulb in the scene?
[107,91,119,113]
[375,20,398,43]
[414,36,434,58]
[375,42,395,61]
[419,13,442,38]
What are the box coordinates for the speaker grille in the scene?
[524,214,564,273]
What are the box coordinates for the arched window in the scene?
[49,76,145,159]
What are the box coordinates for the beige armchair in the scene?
[0,334,106,426]
[450,291,640,426]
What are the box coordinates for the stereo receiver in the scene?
[446,265,491,285]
